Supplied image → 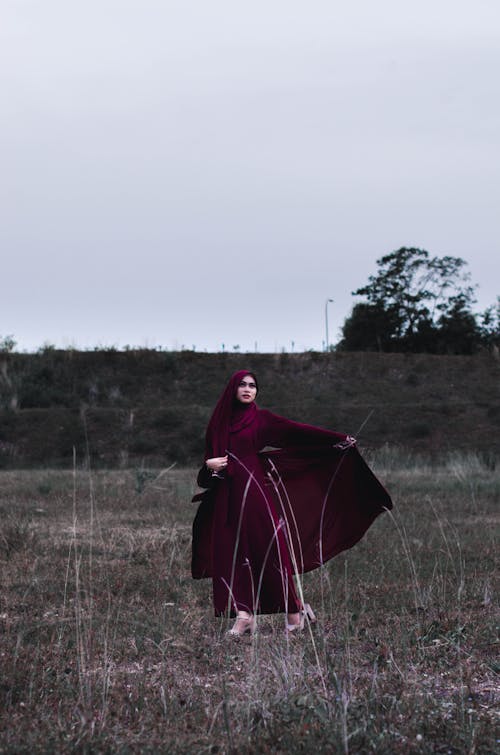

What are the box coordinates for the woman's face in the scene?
[236,374,257,404]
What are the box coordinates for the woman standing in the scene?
[191,370,392,636]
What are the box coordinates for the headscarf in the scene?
[204,370,259,459]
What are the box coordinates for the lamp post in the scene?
[325,298,334,352]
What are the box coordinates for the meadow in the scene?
[0,449,498,753]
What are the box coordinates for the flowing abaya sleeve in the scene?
[257,409,348,448]
[191,464,217,578]
[196,464,213,489]
[256,410,392,574]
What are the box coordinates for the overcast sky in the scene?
[1,0,499,353]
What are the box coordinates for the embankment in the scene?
[0,349,498,467]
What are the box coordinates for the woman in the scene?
[191,370,392,636]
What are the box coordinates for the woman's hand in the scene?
[206,456,228,475]
[333,436,357,450]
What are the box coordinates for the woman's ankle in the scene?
[236,610,252,619]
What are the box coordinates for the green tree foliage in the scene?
[339,302,401,352]
[478,297,500,348]
[0,335,17,353]
[435,294,482,354]
[339,247,489,353]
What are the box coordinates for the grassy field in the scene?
[0,450,498,753]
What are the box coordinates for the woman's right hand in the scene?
[206,455,228,474]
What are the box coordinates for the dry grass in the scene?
[0,452,498,753]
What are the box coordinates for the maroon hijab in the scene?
[204,370,259,459]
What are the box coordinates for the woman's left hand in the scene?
[333,435,357,450]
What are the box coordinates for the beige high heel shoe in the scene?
[286,603,317,633]
[227,612,257,637]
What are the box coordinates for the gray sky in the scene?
[1,0,499,352]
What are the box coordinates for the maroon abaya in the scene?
[192,370,392,617]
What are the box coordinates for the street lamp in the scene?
[325,298,334,352]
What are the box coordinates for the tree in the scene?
[338,302,402,352]
[339,247,482,353]
[435,294,482,354]
[478,297,500,349]
[0,334,16,353]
